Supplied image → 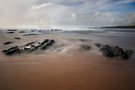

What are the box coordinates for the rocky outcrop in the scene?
[2,39,55,55]
[100,45,133,59]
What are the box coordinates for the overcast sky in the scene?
[0,0,135,28]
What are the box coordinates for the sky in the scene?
[0,0,135,28]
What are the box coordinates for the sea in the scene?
[0,27,135,59]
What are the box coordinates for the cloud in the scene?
[0,0,134,28]
[31,2,53,10]
[116,0,135,4]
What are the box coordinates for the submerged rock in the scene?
[80,44,91,51]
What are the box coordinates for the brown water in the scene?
[0,30,135,90]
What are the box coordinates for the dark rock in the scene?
[112,46,124,56]
[47,40,55,46]
[112,46,127,58]
[50,40,55,44]
[94,43,101,48]
[23,34,38,36]
[19,31,25,33]
[125,50,133,56]
[2,39,56,55]
[79,39,88,42]
[15,37,21,40]
[41,43,50,50]
[38,30,42,32]
[2,50,8,53]
[7,29,17,31]
[40,39,49,46]
[2,41,38,55]
[24,41,41,51]
[122,50,134,59]
[6,46,18,51]
[100,45,133,59]
[3,41,13,45]
[100,45,114,57]
[80,45,91,51]
[3,46,21,55]
[31,30,34,32]
[41,39,55,50]
[7,31,14,34]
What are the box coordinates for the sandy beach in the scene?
[0,29,135,90]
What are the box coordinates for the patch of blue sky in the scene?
[100,2,135,13]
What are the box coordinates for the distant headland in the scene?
[101,25,135,29]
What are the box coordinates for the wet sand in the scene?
[0,30,135,90]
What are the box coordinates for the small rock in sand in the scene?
[15,37,21,40]
[6,31,14,34]
[3,41,14,45]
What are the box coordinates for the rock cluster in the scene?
[2,39,55,55]
[98,44,133,59]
